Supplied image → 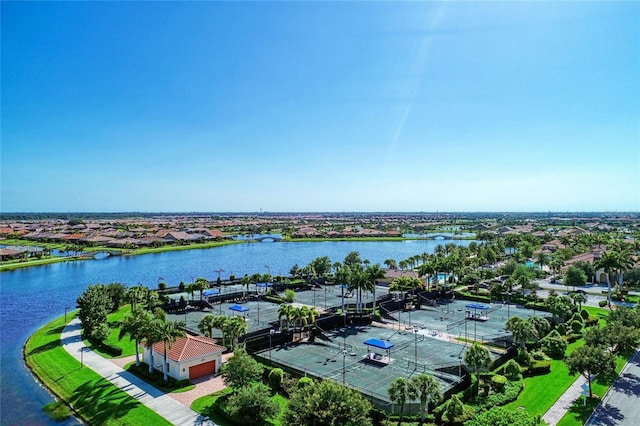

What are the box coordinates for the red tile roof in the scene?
[151,334,225,362]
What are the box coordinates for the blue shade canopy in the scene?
[203,289,220,296]
[465,303,489,310]
[363,338,394,350]
[229,305,249,312]
[257,282,272,287]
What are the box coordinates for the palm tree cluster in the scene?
[277,303,318,338]
[118,303,185,382]
[197,314,248,349]
[332,252,386,314]
[387,373,442,426]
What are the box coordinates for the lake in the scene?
[0,239,473,424]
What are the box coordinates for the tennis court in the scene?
[254,321,493,410]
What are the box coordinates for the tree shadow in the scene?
[69,377,140,421]
[611,372,640,397]
[47,325,66,335]
[26,340,62,356]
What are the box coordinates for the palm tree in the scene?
[365,263,386,315]
[535,252,549,275]
[596,251,623,309]
[142,318,162,374]
[384,259,398,270]
[277,303,294,330]
[463,343,491,395]
[118,308,152,367]
[418,258,437,291]
[387,377,417,426]
[410,373,442,426]
[126,285,149,311]
[198,314,217,338]
[212,315,229,347]
[241,275,252,299]
[225,316,248,349]
[156,319,186,382]
[505,316,538,348]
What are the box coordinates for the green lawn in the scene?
[25,313,171,425]
[82,305,137,358]
[556,352,631,426]
[503,340,587,416]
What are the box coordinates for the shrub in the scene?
[268,368,284,390]
[491,374,507,392]
[485,381,523,406]
[502,359,523,381]
[89,338,123,356]
[284,289,296,303]
[529,350,547,361]
[599,300,608,308]
[570,312,584,324]
[565,333,581,343]
[524,360,551,376]
[580,309,590,320]
[556,323,567,336]
[158,282,167,291]
[570,319,583,334]
[297,376,313,389]
[540,331,567,359]
[585,315,599,327]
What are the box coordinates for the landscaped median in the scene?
[24,312,171,425]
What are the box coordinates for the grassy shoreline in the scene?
[24,313,171,425]
[0,235,474,271]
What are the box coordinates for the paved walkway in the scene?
[61,318,215,425]
[542,375,588,426]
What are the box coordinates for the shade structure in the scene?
[203,289,220,296]
[256,282,272,288]
[363,338,394,350]
[229,305,249,313]
[465,303,489,310]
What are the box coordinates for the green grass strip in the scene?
[24,313,171,426]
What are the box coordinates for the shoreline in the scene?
[23,313,171,425]
[1,235,474,272]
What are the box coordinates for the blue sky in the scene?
[2,1,639,213]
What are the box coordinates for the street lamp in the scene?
[269,329,275,360]
[64,306,70,323]
[413,326,419,368]
[342,350,347,385]
[80,346,86,368]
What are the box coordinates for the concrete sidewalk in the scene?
[61,318,215,425]
[542,375,588,426]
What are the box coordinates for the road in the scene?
[585,349,640,426]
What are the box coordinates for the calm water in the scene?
[0,239,472,424]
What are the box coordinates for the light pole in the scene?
[342,350,347,385]
[64,306,70,323]
[413,326,419,369]
[269,329,275,360]
[80,346,86,367]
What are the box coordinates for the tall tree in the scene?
[566,345,616,397]
[505,317,538,348]
[198,314,217,338]
[595,251,622,309]
[388,377,417,425]
[76,284,110,341]
[118,307,153,367]
[156,319,186,382]
[410,373,442,426]
[220,348,264,389]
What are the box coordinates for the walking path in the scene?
[61,318,216,425]
[542,375,588,426]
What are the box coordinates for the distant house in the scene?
[203,229,226,239]
[141,334,226,381]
